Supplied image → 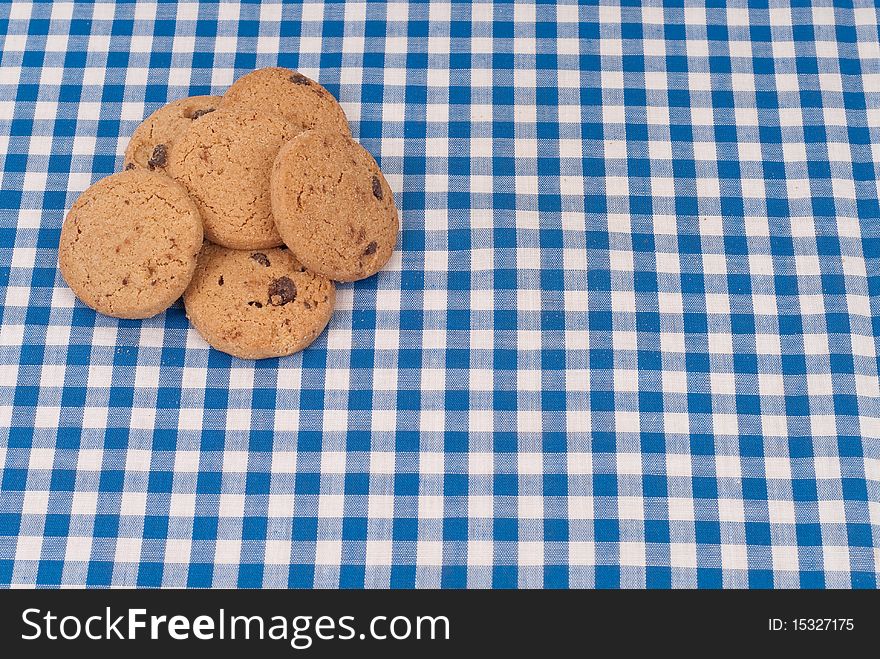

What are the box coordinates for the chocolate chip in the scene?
[218,276,224,286]
[268,276,297,306]
[147,144,167,170]
[122,277,128,285]
[190,107,215,120]
[251,252,271,267]
[364,241,377,255]
[124,162,135,171]
[248,300,263,308]
[371,175,383,200]
[290,72,311,85]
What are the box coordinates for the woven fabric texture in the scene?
[0,1,878,588]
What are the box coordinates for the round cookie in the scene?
[221,67,350,136]
[124,95,221,171]
[184,244,335,359]
[58,170,203,319]
[270,130,398,282]
[166,107,300,250]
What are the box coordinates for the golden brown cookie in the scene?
[221,67,350,136]
[58,170,203,319]
[270,130,398,282]
[184,244,335,359]
[166,107,299,250]
[123,95,221,171]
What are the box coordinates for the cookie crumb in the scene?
[148,144,168,170]
[268,276,297,306]
[251,252,271,267]
[371,175,383,200]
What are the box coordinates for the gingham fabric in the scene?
[1,0,878,589]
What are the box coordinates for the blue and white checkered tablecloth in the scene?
[0,0,878,589]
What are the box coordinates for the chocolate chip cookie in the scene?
[58,170,204,319]
[270,130,398,282]
[123,95,221,171]
[166,107,300,249]
[221,67,350,136]
[183,244,335,359]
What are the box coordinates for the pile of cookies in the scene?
[58,67,398,359]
